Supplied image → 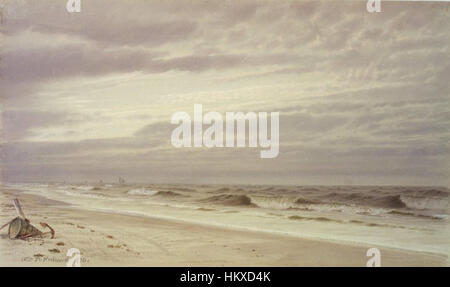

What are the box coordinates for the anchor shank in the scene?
[13,199,27,220]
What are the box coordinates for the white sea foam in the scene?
[127,188,159,196]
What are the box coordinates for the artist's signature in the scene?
[21,256,88,263]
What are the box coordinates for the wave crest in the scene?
[200,194,255,206]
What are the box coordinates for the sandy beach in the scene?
[0,188,446,267]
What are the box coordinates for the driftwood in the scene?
[1,199,55,240]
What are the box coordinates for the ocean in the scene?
[3,183,449,260]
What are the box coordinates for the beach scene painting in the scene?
[0,0,449,266]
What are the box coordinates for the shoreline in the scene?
[64,204,448,260]
[0,188,447,266]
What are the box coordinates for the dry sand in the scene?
[0,189,446,266]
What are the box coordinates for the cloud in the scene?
[1,0,449,185]
[1,109,77,141]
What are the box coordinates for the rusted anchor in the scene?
[0,199,55,239]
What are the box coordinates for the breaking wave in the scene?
[153,191,185,197]
[196,187,449,213]
[398,194,448,210]
[72,185,96,192]
[313,188,449,211]
[248,195,320,209]
[200,194,255,207]
[127,189,159,196]
[127,189,184,197]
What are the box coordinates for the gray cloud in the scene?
[1,109,79,141]
[1,0,449,185]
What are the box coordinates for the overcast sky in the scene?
[0,0,449,186]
